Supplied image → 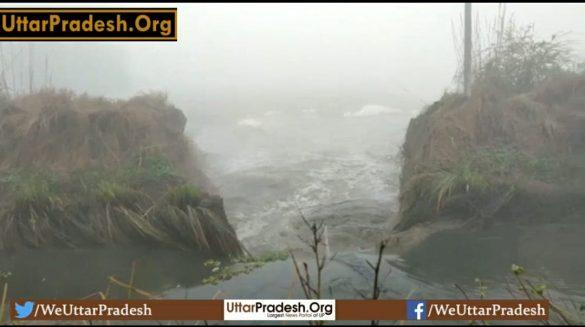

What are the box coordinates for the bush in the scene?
[475,24,573,94]
[430,160,491,212]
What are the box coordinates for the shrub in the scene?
[475,24,573,94]
[429,160,491,212]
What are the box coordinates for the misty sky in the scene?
[5,3,585,117]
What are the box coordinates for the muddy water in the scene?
[187,108,585,302]
[1,107,584,310]
[0,248,210,299]
[196,109,408,253]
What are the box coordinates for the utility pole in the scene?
[463,3,472,97]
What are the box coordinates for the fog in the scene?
[7,3,585,119]
[2,3,585,306]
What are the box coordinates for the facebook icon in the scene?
[407,300,427,320]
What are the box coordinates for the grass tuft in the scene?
[96,181,142,206]
[166,185,201,210]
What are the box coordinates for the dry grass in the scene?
[0,89,242,256]
[0,89,212,190]
[397,75,585,230]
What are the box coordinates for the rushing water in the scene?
[191,108,585,302]
[1,106,584,319]
[196,108,407,253]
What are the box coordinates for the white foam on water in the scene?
[197,108,410,253]
[237,118,263,128]
[343,104,403,117]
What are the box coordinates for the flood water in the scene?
[1,107,584,319]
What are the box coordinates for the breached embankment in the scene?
[0,90,243,256]
[389,75,585,252]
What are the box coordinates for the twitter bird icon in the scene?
[14,301,34,319]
